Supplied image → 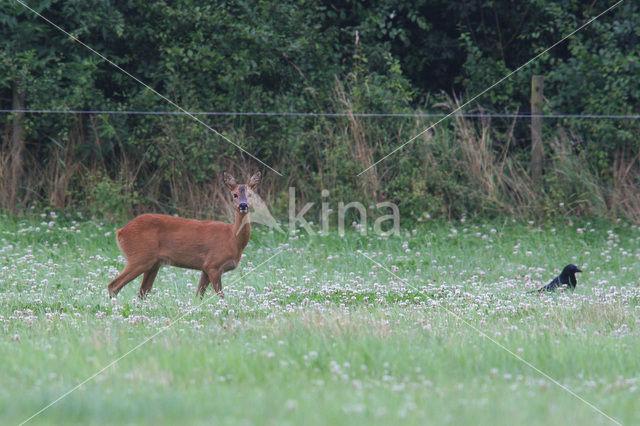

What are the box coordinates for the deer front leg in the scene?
[196,271,210,297]
[206,267,224,298]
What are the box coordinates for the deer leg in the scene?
[138,263,161,299]
[108,262,149,296]
[205,268,224,298]
[196,271,210,297]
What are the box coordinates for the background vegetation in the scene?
[1,0,639,222]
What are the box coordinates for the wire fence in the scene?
[1,109,639,119]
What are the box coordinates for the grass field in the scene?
[1,213,639,425]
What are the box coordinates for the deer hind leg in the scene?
[108,262,152,297]
[196,271,210,297]
[138,263,161,299]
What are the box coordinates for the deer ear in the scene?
[248,171,261,191]
[223,172,237,190]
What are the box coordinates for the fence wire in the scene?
[1,109,639,119]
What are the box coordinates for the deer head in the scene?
[223,171,261,214]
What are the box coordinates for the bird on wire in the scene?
[535,264,582,292]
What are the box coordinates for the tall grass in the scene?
[1,88,639,223]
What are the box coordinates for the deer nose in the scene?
[238,202,248,212]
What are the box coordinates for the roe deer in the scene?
[107,171,261,298]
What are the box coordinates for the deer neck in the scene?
[232,211,251,252]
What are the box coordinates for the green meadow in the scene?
[1,214,639,425]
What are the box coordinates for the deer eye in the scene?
[233,194,238,198]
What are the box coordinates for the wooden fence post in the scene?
[530,75,544,188]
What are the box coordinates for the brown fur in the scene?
[107,172,261,298]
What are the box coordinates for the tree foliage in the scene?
[1,0,639,221]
